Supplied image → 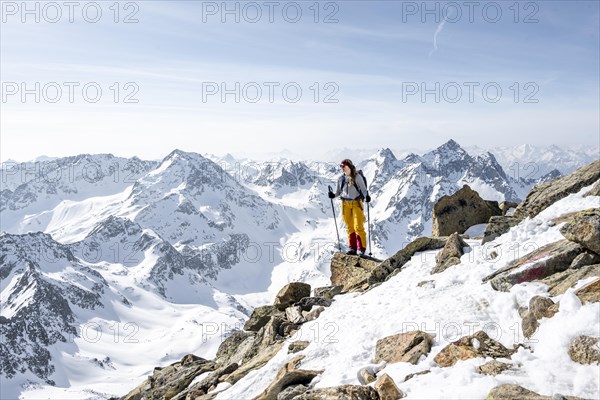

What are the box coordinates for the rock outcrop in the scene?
[431,232,470,274]
[483,239,586,291]
[367,236,447,286]
[482,216,521,244]
[294,385,380,399]
[374,331,434,365]
[432,185,502,237]
[254,355,323,400]
[513,160,600,219]
[486,384,585,400]
[560,208,600,255]
[330,253,381,292]
[274,283,312,311]
[520,296,558,338]
[434,331,514,367]
[568,335,600,365]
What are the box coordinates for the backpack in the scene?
[340,169,368,200]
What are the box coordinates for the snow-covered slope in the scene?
[213,183,600,400]
[1,143,597,399]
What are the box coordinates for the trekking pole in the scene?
[367,198,372,256]
[328,185,342,252]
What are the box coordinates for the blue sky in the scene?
[1,0,599,162]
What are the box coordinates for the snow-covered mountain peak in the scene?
[422,139,472,171]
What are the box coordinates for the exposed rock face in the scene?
[432,185,502,237]
[433,331,514,367]
[575,277,600,304]
[560,208,600,255]
[513,160,600,219]
[120,355,217,400]
[274,283,312,311]
[476,360,512,376]
[482,216,521,244]
[483,239,586,291]
[254,355,323,400]
[542,264,600,296]
[432,232,470,274]
[375,373,405,399]
[244,306,285,332]
[374,331,434,365]
[568,335,600,365]
[330,253,381,292]
[521,296,558,338]
[215,331,255,366]
[294,385,380,400]
[368,237,447,286]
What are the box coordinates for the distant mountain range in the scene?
[0,141,597,398]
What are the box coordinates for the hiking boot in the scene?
[359,248,366,256]
[346,249,357,255]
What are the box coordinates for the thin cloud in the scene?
[429,18,447,57]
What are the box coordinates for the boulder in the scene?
[482,239,586,291]
[368,237,447,286]
[568,335,600,365]
[482,216,521,244]
[215,331,255,366]
[254,355,323,400]
[294,385,380,400]
[584,179,600,197]
[487,384,587,400]
[560,208,600,255]
[433,330,514,367]
[224,342,285,386]
[375,373,405,399]
[244,306,285,332]
[432,185,502,237]
[513,160,600,219]
[486,384,548,400]
[277,385,309,400]
[288,341,310,354]
[285,306,305,324]
[313,285,343,300]
[295,297,333,311]
[542,264,600,296]
[570,252,600,269]
[242,317,286,365]
[374,330,434,365]
[476,360,512,376]
[521,296,558,338]
[330,252,381,293]
[120,357,217,400]
[575,277,600,304]
[432,232,470,274]
[358,367,377,384]
[184,362,238,398]
[274,283,312,311]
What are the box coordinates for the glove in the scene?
[365,194,371,203]
[328,191,335,199]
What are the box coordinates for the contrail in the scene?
[429,18,447,57]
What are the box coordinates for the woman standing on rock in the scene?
[328,159,371,255]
